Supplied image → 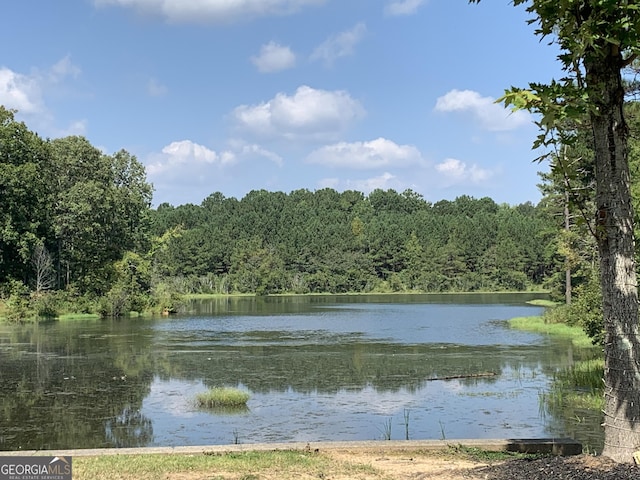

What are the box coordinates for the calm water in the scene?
[0,293,603,451]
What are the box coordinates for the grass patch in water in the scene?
[195,387,250,408]
[508,316,594,349]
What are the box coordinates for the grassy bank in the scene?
[508,316,595,349]
[73,449,378,480]
[71,446,541,480]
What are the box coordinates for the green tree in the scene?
[470,0,640,461]
[229,237,286,295]
[50,137,152,294]
[0,107,51,285]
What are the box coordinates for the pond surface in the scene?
[0,293,603,452]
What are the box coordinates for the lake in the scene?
[0,293,603,452]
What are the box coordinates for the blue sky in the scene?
[1,1,563,207]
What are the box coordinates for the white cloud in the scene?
[385,0,426,16]
[306,137,422,169]
[310,23,367,66]
[251,42,296,73]
[435,158,493,185]
[147,78,168,97]
[147,140,236,177]
[434,89,531,131]
[0,68,42,114]
[228,139,284,166]
[94,0,326,23]
[232,85,365,141]
[0,57,83,135]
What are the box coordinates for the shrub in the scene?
[31,292,59,319]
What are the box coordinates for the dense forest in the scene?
[150,189,553,295]
[3,100,640,334]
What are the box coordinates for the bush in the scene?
[4,280,32,323]
[31,292,59,319]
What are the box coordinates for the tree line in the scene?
[150,190,555,296]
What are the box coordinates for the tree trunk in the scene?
[585,46,640,462]
[564,186,572,305]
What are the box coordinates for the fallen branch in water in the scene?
[425,372,496,382]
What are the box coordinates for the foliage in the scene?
[0,111,153,319]
[3,280,31,323]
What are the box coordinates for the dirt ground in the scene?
[322,448,640,480]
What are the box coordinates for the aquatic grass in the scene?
[540,359,605,414]
[58,313,101,321]
[439,420,447,440]
[508,316,594,349]
[195,387,250,409]
[377,417,393,440]
[403,408,411,440]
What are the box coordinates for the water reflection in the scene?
[0,294,602,451]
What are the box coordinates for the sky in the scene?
[1,0,565,208]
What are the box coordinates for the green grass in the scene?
[58,313,101,321]
[73,450,380,480]
[195,387,250,408]
[526,299,559,307]
[541,358,605,412]
[447,444,545,462]
[508,316,595,349]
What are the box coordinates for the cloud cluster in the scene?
[10,2,533,205]
[94,0,326,23]
[232,85,365,141]
[307,138,422,169]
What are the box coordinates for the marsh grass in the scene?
[195,387,250,409]
[508,316,594,349]
[541,359,604,412]
[73,450,380,480]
